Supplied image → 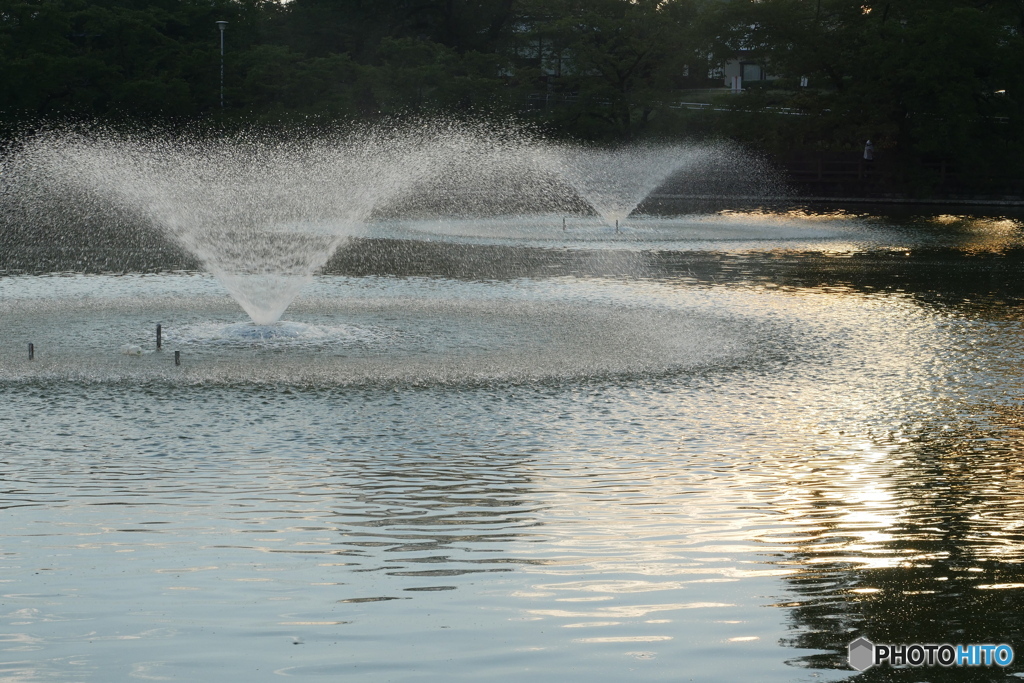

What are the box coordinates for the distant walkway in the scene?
[650,194,1024,208]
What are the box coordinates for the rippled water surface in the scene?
[3,209,1024,681]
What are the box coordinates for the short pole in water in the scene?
[28,343,34,360]
[156,324,162,350]
[174,351,180,366]
[615,219,619,233]
[563,217,566,231]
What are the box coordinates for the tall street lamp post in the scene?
[216,21,228,110]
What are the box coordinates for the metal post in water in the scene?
[563,217,566,231]
[156,324,162,350]
[216,21,228,110]
[28,343,34,360]
[615,219,619,233]
[174,350,180,366]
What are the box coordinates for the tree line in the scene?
[1,0,1021,194]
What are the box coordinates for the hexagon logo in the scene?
[848,637,875,671]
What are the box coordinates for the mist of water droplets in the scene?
[1,121,773,323]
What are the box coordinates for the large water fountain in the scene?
[6,124,454,325]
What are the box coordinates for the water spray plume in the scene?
[2,121,772,325]
[558,141,722,228]
[9,123,443,324]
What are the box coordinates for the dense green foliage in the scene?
[1,0,1021,193]
[709,0,1024,192]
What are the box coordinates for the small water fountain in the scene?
[558,142,716,229]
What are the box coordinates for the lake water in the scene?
[2,208,1024,681]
